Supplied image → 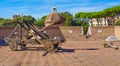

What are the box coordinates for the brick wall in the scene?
[59,26,114,41]
[89,26,114,40]
[0,27,65,41]
[0,27,14,40]
[59,26,84,41]
[114,26,120,40]
[0,26,114,41]
[45,27,65,41]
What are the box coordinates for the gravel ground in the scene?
[0,41,120,66]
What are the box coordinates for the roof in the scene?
[45,6,64,27]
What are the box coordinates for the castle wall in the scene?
[0,27,14,40]
[59,26,83,41]
[0,26,115,41]
[90,26,114,41]
[59,26,114,41]
[114,26,120,40]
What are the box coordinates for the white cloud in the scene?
[105,2,120,6]
[0,0,120,18]
[0,7,29,15]
[59,6,102,14]
[58,3,101,8]
[58,1,120,15]
[32,13,49,19]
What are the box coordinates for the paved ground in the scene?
[0,41,120,66]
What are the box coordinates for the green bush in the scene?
[0,19,12,26]
[115,20,120,26]
[64,17,72,26]
[34,16,47,26]
[81,20,89,34]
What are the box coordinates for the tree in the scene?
[83,24,89,34]
[34,16,47,26]
[64,17,72,26]
[0,15,37,26]
[71,18,89,34]
[0,18,4,20]
[60,12,73,20]
[59,12,73,26]
[0,19,12,26]
[15,15,36,23]
[74,5,120,26]
[81,20,89,34]
[115,20,120,26]
[71,18,82,26]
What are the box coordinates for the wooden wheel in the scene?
[43,40,55,52]
[9,40,18,51]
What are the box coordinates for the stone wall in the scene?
[0,27,14,40]
[114,26,120,40]
[59,26,83,41]
[59,26,114,41]
[0,26,115,41]
[90,26,114,40]
[0,27,65,41]
[45,27,65,41]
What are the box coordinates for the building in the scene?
[89,18,108,26]
[90,14,120,27]
[45,6,64,27]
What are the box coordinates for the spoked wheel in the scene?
[45,44,59,53]
[14,38,27,50]
[42,41,59,56]
[9,40,18,51]
[44,42,54,52]
[43,40,58,52]
[16,40,27,50]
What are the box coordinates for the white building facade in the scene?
[89,18,108,27]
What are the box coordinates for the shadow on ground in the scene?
[78,48,99,50]
[17,47,99,52]
[56,47,99,53]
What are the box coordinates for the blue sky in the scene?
[0,0,120,19]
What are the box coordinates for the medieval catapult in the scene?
[4,17,61,54]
